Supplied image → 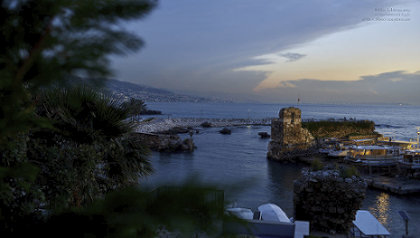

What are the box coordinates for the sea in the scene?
[140,102,420,237]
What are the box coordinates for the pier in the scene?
[365,175,420,195]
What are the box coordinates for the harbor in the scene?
[141,103,420,237]
[313,130,420,195]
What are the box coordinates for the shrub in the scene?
[310,158,324,171]
[340,166,360,178]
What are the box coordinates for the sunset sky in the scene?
[112,0,420,104]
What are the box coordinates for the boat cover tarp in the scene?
[257,203,290,223]
[353,210,390,236]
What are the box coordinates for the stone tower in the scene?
[267,107,315,161]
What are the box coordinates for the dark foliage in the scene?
[302,120,376,138]
[6,181,242,238]
[121,97,162,122]
[0,0,157,234]
[36,86,133,143]
[0,1,245,237]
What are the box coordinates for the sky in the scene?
[112,0,420,104]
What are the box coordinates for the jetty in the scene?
[365,175,420,195]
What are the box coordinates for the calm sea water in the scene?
[141,103,420,237]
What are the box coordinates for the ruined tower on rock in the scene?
[267,107,315,161]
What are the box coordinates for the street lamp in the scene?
[417,127,420,148]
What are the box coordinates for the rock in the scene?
[128,132,196,152]
[219,128,231,135]
[258,132,270,138]
[200,121,212,128]
[267,107,316,161]
[180,138,196,152]
[293,169,366,233]
[160,126,190,134]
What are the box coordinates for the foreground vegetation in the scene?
[0,1,237,237]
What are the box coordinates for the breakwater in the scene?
[135,117,271,133]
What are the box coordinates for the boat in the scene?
[225,207,254,220]
[328,149,349,158]
[224,203,309,238]
[318,138,340,154]
[257,203,291,223]
[398,149,420,178]
[397,127,420,172]
[226,203,292,223]
[400,149,420,169]
[345,145,402,166]
[351,210,390,237]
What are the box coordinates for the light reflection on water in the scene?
[368,193,391,227]
[362,189,420,237]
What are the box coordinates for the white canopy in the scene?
[257,203,291,223]
[353,210,390,236]
[350,145,388,150]
[226,207,253,220]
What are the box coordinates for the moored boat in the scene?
[224,203,310,238]
[257,203,291,223]
[400,149,420,169]
[345,145,402,166]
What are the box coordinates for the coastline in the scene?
[135,117,272,133]
[137,117,420,195]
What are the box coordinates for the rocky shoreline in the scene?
[132,117,270,153]
[134,117,271,133]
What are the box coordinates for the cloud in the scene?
[277,81,297,88]
[254,70,420,104]
[113,0,400,91]
[110,0,418,104]
[280,53,306,62]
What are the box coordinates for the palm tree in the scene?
[30,86,151,208]
[121,98,147,121]
[36,86,133,143]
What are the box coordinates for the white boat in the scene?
[351,210,390,237]
[345,145,402,166]
[328,149,349,158]
[257,203,291,223]
[226,207,254,220]
[224,203,309,238]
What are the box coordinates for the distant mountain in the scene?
[105,79,218,103]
